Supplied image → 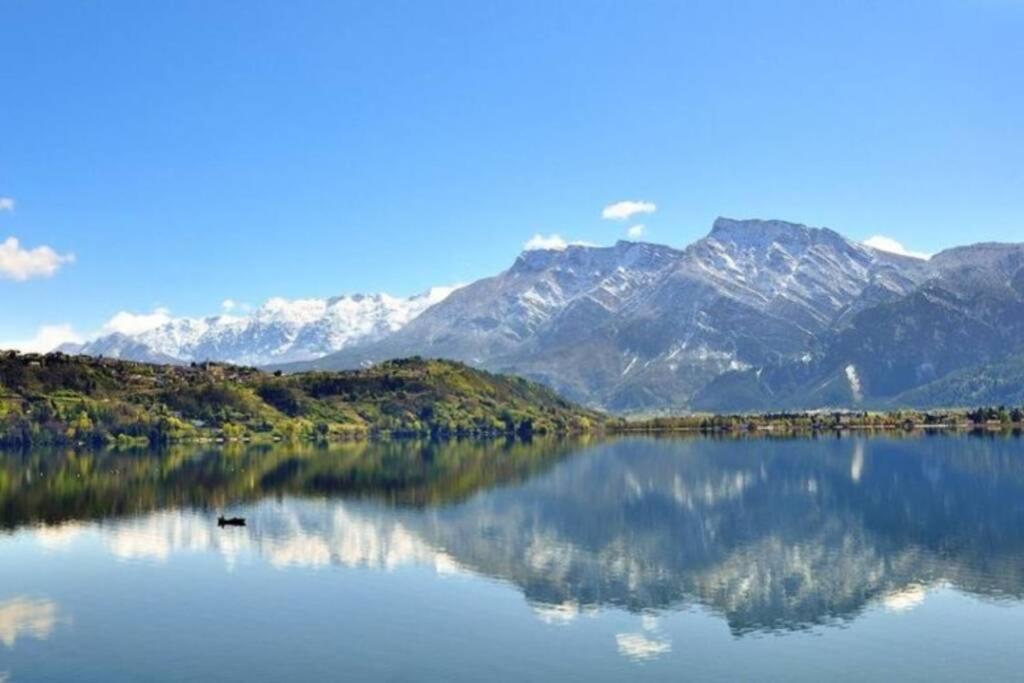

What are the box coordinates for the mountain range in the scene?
[60,287,458,366]
[64,218,1024,412]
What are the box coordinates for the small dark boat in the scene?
[217,516,246,527]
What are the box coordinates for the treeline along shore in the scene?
[610,408,1024,434]
[1,352,1021,449]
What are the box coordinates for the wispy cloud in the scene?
[0,324,83,353]
[1,307,174,353]
[0,237,75,281]
[523,234,596,251]
[626,224,646,239]
[862,235,931,260]
[222,298,256,314]
[524,234,569,251]
[101,308,173,336]
[602,200,656,221]
[0,197,14,212]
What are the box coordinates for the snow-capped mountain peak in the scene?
[65,286,460,366]
[292,217,941,412]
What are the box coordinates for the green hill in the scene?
[0,352,604,447]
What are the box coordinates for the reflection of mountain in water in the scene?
[8,435,1024,634]
[422,436,1024,633]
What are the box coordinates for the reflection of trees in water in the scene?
[6,433,1024,634]
[0,437,584,528]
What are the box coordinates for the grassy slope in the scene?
[0,352,603,447]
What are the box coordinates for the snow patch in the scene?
[845,364,864,403]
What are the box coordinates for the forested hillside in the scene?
[0,352,602,447]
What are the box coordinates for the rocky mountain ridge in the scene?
[290,218,953,410]
[63,217,1024,411]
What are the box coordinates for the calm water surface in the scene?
[3,435,1024,681]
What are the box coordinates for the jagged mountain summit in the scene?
[289,218,940,410]
[62,287,458,366]
[694,239,1024,411]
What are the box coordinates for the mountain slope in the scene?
[885,354,1024,408]
[693,242,1024,411]
[290,218,930,410]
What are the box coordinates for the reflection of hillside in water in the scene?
[0,437,585,528]
[11,434,1024,634]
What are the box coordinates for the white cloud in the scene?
[0,307,173,353]
[101,308,173,336]
[0,324,83,353]
[862,235,931,260]
[0,236,75,281]
[626,224,646,239]
[523,234,596,251]
[602,200,656,221]
[0,197,14,212]
[220,298,254,316]
[524,234,569,251]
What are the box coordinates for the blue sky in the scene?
[1,0,1022,348]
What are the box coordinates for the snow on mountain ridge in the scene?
[64,217,944,412]
[683,217,926,328]
[69,287,460,366]
[292,217,937,412]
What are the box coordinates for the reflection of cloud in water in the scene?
[882,584,929,613]
[616,633,671,661]
[256,505,466,573]
[640,614,660,631]
[670,470,758,508]
[0,597,65,648]
[531,600,580,625]
[617,612,671,662]
[42,502,466,577]
[34,523,85,550]
[105,512,219,563]
[19,435,1024,638]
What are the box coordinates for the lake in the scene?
[3,434,1024,681]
